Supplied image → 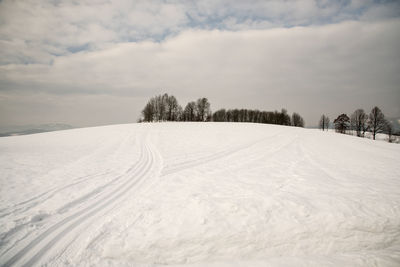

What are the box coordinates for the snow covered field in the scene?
[0,122,399,266]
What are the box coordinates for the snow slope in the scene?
[0,122,399,266]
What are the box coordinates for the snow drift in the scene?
[0,122,399,266]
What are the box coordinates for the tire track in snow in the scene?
[1,134,157,267]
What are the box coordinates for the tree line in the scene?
[141,93,211,122]
[319,106,397,143]
[141,93,305,127]
[212,108,304,127]
[141,94,181,122]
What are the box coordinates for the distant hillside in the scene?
[0,123,73,137]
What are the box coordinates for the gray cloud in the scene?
[0,0,399,127]
[1,0,398,63]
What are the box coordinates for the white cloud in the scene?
[1,0,398,64]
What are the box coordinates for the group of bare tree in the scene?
[320,106,396,142]
[212,108,304,127]
[141,93,211,122]
[213,108,287,125]
[183,98,211,122]
[319,114,330,131]
[142,94,180,122]
[291,113,305,127]
[141,93,305,127]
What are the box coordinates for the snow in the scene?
[0,122,399,266]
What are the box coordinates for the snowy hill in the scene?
[0,122,399,266]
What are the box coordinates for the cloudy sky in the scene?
[0,0,399,128]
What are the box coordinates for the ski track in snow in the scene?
[161,134,276,176]
[0,123,399,266]
[0,129,162,266]
[0,130,137,256]
[0,130,134,218]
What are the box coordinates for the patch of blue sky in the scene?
[66,43,90,53]
[0,55,38,65]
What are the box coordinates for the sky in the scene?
[0,0,399,128]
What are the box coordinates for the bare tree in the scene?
[319,114,330,131]
[325,116,330,131]
[368,106,387,140]
[232,109,239,122]
[275,109,291,125]
[183,101,197,121]
[176,105,183,121]
[212,109,227,122]
[292,112,304,127]
[152,94,168,121]
[386,122,393,143]
[141,93,182,122]
[142,99,155,122]
[334,114,350,134]
[350,109,368,137]
[196,98,211,121]
[166,95,181,121]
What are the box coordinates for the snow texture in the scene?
[0,122,399,266]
